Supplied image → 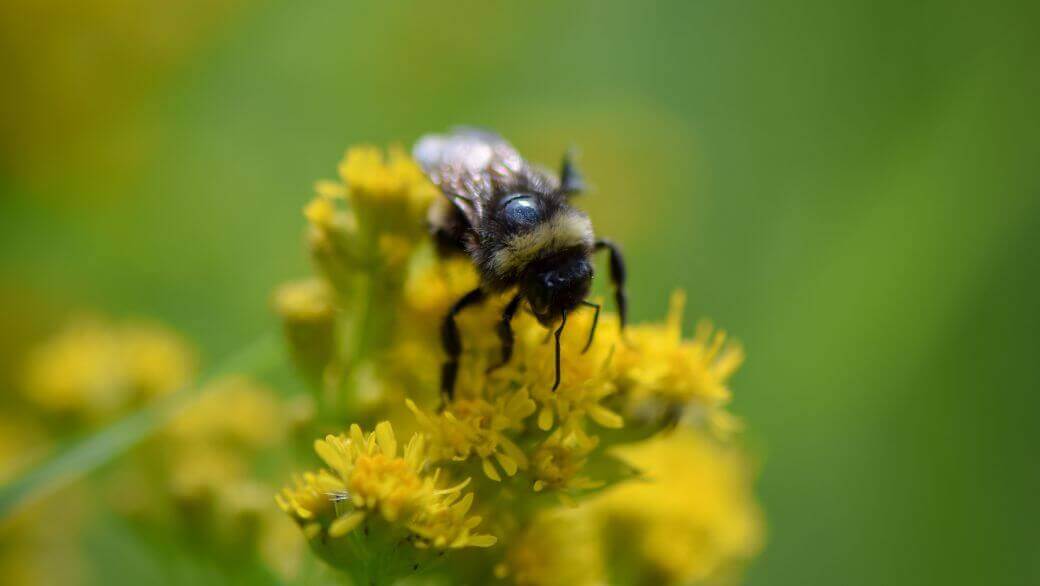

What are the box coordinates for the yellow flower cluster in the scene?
[305,145,437,288]
[108,375,307,578]
[20,317,195,422]
[589,427,764,584]
[278,422,494,550]
[275,142,763,584]
[493,508,605,586]
[491,428,763,586]
[12,315,306,581]
[613,291,745,434]
[163,376,289,502]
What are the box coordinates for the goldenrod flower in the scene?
[613,291,744,433]
[277,422,495,552]
[305,146,437,286]
[103,375,302,575]
[166,376,285,450]
[589,427,763,584]
[20,317,194,421]
[274,278,338,387]
[407,392,535,482]
[530,422,602,494]
[339,146,438,235]
[494,508,605,586]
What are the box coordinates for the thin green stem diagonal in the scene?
[0,332,282,520]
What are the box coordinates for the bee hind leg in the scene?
[441,287,487,402]
[594,238,627,329]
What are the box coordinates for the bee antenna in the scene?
[559,148,584,195]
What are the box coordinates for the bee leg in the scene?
[441,287,487,402]
[552,309,568,391]
[580,300,601,353]
[594,238,628,330]
[487,293,523,374]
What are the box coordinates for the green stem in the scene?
[325,271,400,425]
[0,332,281,520]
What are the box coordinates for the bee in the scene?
[413,128,627,400]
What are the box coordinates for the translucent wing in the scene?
[413,128,554,226]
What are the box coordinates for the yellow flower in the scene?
[275,470,344,538]
[274,278,336,323]
[119,375,296,564]
[613,291,744,432]
[407,391,535,482]
[119,320,196,397]
[494,508,605,586]
[589,427,763,584]
[530,422,602,494]
[305,145,438,285]
[402,256,480,330]
[274,278,339,387]
[166,376,285,450]
[339,145,438,232]
[20,317,194,421]
[510,307,625,432]
[277,422,495,550]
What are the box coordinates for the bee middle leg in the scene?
[487,293,523,374]
[441,287,487,401]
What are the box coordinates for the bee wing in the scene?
[413,127,532,226]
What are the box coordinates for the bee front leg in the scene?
[441,287,487,401]
[594,238,628,329]
[487,293,523,374]
[580,300,601,353]
[552,309,568,391]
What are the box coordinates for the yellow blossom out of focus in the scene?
[494,508,606,586]
[590,427,764,584]
[20,318,194,421]
[277,422,495,550]
[166,376,286,452]
[99,374,304,580]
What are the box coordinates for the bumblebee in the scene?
[413,128,627,399]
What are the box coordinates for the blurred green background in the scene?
[2,0,1038,584]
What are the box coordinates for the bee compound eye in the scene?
[502,195,541,226]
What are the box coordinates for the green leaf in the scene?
[0,333,282,520]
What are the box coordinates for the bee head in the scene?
[524,248,593,326]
